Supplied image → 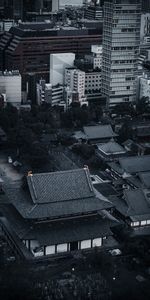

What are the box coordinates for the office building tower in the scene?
[2,0,23,19]
[102,0,141,107]
[142,0,150,12]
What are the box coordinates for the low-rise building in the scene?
[0,70,21,108]
[0,168,116,260]
[83,125,117,144]
[96,141,126,162]
[108,155,150,179]
[110,189,150,237]
[37,80,66,109]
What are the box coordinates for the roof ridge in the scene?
[84,167,94,192]
[30,168,84,177]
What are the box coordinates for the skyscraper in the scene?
[142,0,150,12]
[2,0,23,19]
[102,0,141,107]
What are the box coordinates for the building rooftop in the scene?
[5,168,113,220]
[9,23,102,38]
[124,189,150,220]
[83,125,117,140]
[139,172,150,189]
[110,189,150,221]
[119,155,150,174]
[31,215,113,246]
[27,168,94,204]
[97,141,126,155]
[94,183,118,198]
[0,70,20,76]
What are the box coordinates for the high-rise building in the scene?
[1,0,23,19]
[142,0,150,12]
[102,0,141,107]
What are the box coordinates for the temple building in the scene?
[0,168,117,260]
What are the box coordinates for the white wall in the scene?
[92,238,102,247]
[57,243,68,253]
[46,245,55,255]
[50,53,75,85]
[80,239,91,249]
[0,74,21,105]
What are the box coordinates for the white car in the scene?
[8,156,13,164]
[109,249,122,256]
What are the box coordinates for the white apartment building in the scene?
[0,70,21,107]
[139,74,150,100]
[65,68,86,103]
[37,80,65,107]
[102,0,141,107]
[50,53,75,86]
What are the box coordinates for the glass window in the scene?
[141,220,146,226]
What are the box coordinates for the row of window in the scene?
[131,220,150,227]
[23,237,104,257]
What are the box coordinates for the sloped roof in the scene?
[139,172,150,189]
[7,187,112,220]
[27,168,94,204]
[6,168,112,220]
[124,189,150,217]
[119,155,150,174]
[33,215,113,246]
[83,125,117,140]
[97,141,125,154]
[109,189,150,221]
[94,183,118,197]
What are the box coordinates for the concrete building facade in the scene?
[139,74,150,100]
[102,0,141,106]
[0,70,21,107]
[50,53,75,85]
[65,68,86,103]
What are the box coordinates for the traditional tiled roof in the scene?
[119,155,150,174]
[97,141,126,154]
[27,168,94,204]
[6,187,112,220]
[83,125,117,140]
[5,168,112,220]
[109,188,150,221]
[139,172,150,189]
[32,215,113,246]
[124,189,150,217]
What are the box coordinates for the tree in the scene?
[118,118,133,143]
[29,141,49,168]
[136,97,150,115]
